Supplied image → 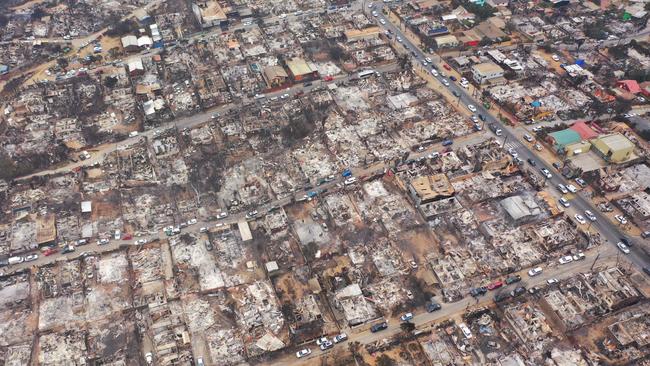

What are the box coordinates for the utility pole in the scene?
[501,134,508,148]
[590,252,600,272]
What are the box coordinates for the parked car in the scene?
[25,254,39,262]
[449,75,457,81]
[528,286,541,295]
[320,341,333,351]
[566,184,577,193]
[494,292,511,302]
[575,177,587,187]
[523,134,533,142]
[511,286,526,297]
[441,139,453,146]
[470,287,488,297]
[333,333,348,343]
[557,184,568,194]
[546,278,559,285]
[559,197,570,207]
[400,313,414,322]
[540,168,552,179]
[505,275,521,284]
[441,79,449,87]
[426,301,442,312]
[528,267,543,277]
[558,255,573,265]
[296,349,312,358]
[572,252,586,261]
[614,215,628,225]
[315,337,329,346]
[552,162,562,170]
[467,104,477,112]
[370,322,388,333]
[527,158,536,166]
[487,281,504,290]
[62,245,75,254]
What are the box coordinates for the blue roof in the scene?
[575,59,586,67]
[531,100,542,107]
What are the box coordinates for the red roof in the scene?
[570,121,599,140]
[617,80,641,94]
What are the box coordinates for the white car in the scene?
[614,215,628,225]
[523,134,533,142]
[333,333,348,343]
[572,252,586,261]
[617,242,630,254]
[280,93,289,99]
[552,54,560,61]
[559,197,570,207]
[400,312,414,321]
[425,57,432,63]
[379,19,386,25]
[315,337,329,346]
[431,69,438,76]
[368,3,374,8]
[584,210,597,221]
[396,36,402,43]
[187,218,198,225]
[199,227,208,233]
[372,11,378,17]
[532,126,542,132]
[557,184,568,194]
[528,267,543,277]
[25,254,39,262]
[467,104,477,112]
[507,148,518,157]
[547,278,559,285]
[296,348,312,358]
[319,341,334,351]
[97,238,110,245]
[574,214,586,225]
[558,255,573,265]
[540,168,552,179]
[566,184,577,193]
[217,212,228,219]
[441,79,450,87]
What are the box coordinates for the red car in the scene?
[324,75,334,82]
[443,64,451,71]
[122,233,133,240]
[487,281,504,290]
[43,248,58,256]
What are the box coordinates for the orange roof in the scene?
[617,80,641,94]
[570,121,599,140]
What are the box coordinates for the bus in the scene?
[357,69,375,79]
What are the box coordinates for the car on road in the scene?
[62,245,75,254]
[449,75,457,81]
[525,158,536,167]
[614,215,628,225]
[494,292,511,303]
[370,322,388,332]
[507,148,518,157]
[452,90,460,97]
[470,287,488,297]
[344,177,357,185]
[505,275,521,284]
[471,115,479,123]
[467,104,477,112]
[430,69,438,76]
[426,301,442,312]
[135,239,147,245]
[617,242,630,254]
[532,126,542,132]
[528,286,541,295]
[546,278,559,285]
[574,214,586,225]
[584,210,597,221]
[528,267,543,277]
[511,286,526,297]
[441,79,449,86]
[558,255,573,265]
[246,210,259,219]
[379,18,386,25]
[540,168,552,179]
[557,184,568,194]
[619,237,632,247]
[43,248,58,256]
[199,227,208,233]
[396,36,402,43]
[400,313,414,322]
[25,254,39,262]
[523,134,533,142]
[441,139,453,146]
[368,3,374,7]
[371,10,378,16]
[280,93,289,99]
[572,252,586,261]
[296,349,312,358]
[566,184,577,193]
[425,57,432,63]
[559,197,570,207]
[333,333,348,343]
[487,281,504,290]
[97,238,110,245]
[188,218,198,225]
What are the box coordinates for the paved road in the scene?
[371,2,649,269]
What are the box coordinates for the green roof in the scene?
[549,129,581,148]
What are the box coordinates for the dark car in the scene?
[452,90,460,97]
[370,322,388,333]
[510,286,526,297]
[620,237,632,247]
[449,76,457,81]
[441,140,453,146]
[427,301,442,312]
[527,158,536,166]
[470,287,488,297]
[505,275,521,285]
[552,162,562,170]
[204,241,213,251]
[62,245,75,254]
[478,114,486,121]
[643,267,650,276]
[494,292,511,303]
